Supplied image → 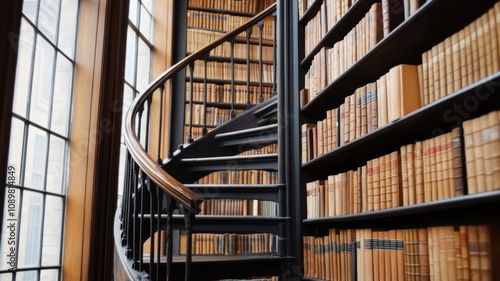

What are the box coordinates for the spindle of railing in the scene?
[165,196,177,281]
[202,55,208,136]
[157,83,165,163]
[183,210,195,281]
[121,152,131,246]
[246,27,252,107]
[230,38,236,119]
[147,178,156,280]
[155,185,162,280]
[187,63,195,143]
[258,19,264,103]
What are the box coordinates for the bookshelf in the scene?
[297,0,500,280]
[184,1,276,143]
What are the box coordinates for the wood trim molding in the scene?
[0,0,23,233]
[63,0,129,279]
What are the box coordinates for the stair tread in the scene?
[143,254,285,264]
[185,183,282,188]
[181,153,278,163]
[215,124,278,139]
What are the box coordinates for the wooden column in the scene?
[64,0,129,279]
[87,0,129,279]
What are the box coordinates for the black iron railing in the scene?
[117,3,277,280]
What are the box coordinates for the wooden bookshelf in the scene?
[298,0,500,279]
[301,0,498,115]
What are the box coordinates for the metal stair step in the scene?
[185,183,284,202]
[143,254,289,281]
[180,153,278,173]
[253,96,277,125]
[215,123,278,148]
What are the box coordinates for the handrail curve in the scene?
[124,3,277,213]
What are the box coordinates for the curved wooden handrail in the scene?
[124,3,277,213]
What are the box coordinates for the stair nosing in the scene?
[181,153,278,163]
[215,124,278,139]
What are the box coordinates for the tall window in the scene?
[0,0,79,280]
[118,0,153,196]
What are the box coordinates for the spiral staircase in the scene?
[113,3,298,280]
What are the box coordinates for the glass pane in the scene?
[0,273,13,281]
[41,196,63,266]
[38,0,61,43]
[23,0,39,25]
[16,271,38,281]
[24,127,48,190]
[136,39,150,92]
[30,36,56,128]
[125,27,137,84]
[129,0,138,25]
[121,84,134,144]
[18,191,44,267]
[40,269,59,281]
[51,54,73,137]
[0,187,21,271]
[46,136,66,194]
[7,118,25,176]
[58,0,78,58]
[140,4,152,42]
[13,20,35,118]
[142,0,152,13]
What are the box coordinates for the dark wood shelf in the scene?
[302,72,500,177]
[186,53,274,65]
[301,0,498,115]
[301,0,378,68]
[186,27,274,46]
[188,6,258,17]
[303,191,500,231]
[187,77,274,87]
[299,0,323,24]
[186,100,258,110]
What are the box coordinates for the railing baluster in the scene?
[145,97,152,153]
[202,55,208,136]
[230,38,236,119]
[166,197,177,281]
[183,210,195,281]
[246,27,252,107]
[156,187,162,280]
[157,83,165,163]
[147,179,155,280]
[258,19,264,103]
[187,63,195,143]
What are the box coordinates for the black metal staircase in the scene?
[114,3,292,280]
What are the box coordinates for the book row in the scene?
[189,0,261,14]
[420,3,500,106]
[305,110,500,218]
[186,28,274,61]
[180,233,278,255]
[301,64,420,163]
[185,82,274,105]
[303,225,496,281]
[305,2,383,97]
[185,104,245,127]
[187,60,274,84]
[186,10,274,40]
[302,0,360,56]
[197,170,279,186]
[199,199,277,216]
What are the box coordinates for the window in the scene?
[0,0,79,280]
[118,0,154,198]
